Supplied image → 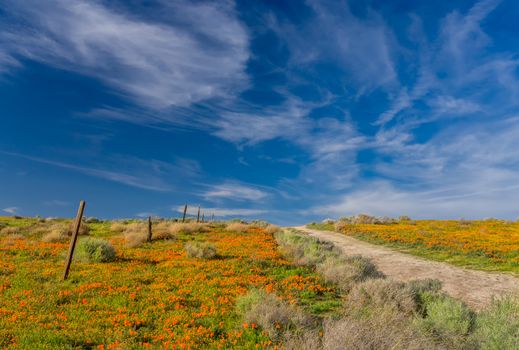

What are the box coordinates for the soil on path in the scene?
[294,226,519,309]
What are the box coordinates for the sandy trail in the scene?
[294,226,519,309]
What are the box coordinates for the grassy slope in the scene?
[308,220,519,275]
[0,217,341,349]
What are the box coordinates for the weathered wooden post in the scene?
[182,204,187,223]
[147,216,152,242]
[63,200,86,280]
[197,206,200,223]
[201,213,205,223]
[211,213,214,222]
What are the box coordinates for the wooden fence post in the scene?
[147,216,152,242]
[63,200,86,280]
[197,206,200,223]
[182,204,187,223]
[211,213,214,222]
[201,213,204,223]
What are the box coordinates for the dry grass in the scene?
[236,289,313,341]
[226,222,251,233]
[317,255,384,292]
[184,241,217,259]
[282,329,322,350]
[0,226,22,235]
[264,224,280,234]
[41,222,90,242]
[110,221,127,233]
[42,228,68,242]
[169,222,208,235]
[322,311,441,350]
[117,221,194,248]
[3,234,26,246]
[334,220,349,231]
[346,279,419,315]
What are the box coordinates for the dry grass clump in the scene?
[317,255,384,293]
[264,224,280,234]
[3,234,26,246]
[322,311,441,350]
[250,220,269,228]
[184,241,217,259]
[226,222,251,233]
[153,221,179,240]
[236,289,313,341]
[282,330,323,350]
[41,221,90,242]
[169,222,208,235]
[334,220,349,232]
[110,221,127,233]
[118,221,185,248]
[346,279,418,315]
[42,228,67,242]
[123,223,148,248]
[335,214,398,226]
[0,226,22,235]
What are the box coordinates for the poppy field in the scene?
[310,218,519,274]
[0,217,340,349]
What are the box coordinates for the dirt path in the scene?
[294,226,519,309]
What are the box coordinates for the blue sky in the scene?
[1,0,519,224]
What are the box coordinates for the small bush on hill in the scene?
[226,222,250,233]
[317,255,383,292]
[334,220,349,232]
[264,224,280,234]
[184,241,217,259]
[76,238,116,262]
[346,279,418,315]
[41,222,90,242]
[0,226,22,235]
[236,289,313,341]
[169,222,208,235]
[322,311,441,350]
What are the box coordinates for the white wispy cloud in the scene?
[173,205,266,217]
[203,182,268,201]
[2,207,19,214]
[271,0,398,94]
[0,0,249,108]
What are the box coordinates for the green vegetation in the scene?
[0,216,341,349]
[2,216,518,349]
[244,228,519,350]
[76,237,116,262]
[308,217,519,274]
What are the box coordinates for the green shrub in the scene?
[184,241,217,259]
[275,230,336,266]
[470,296,519,349]
[416,293,475,346]
[76,238,116,262]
